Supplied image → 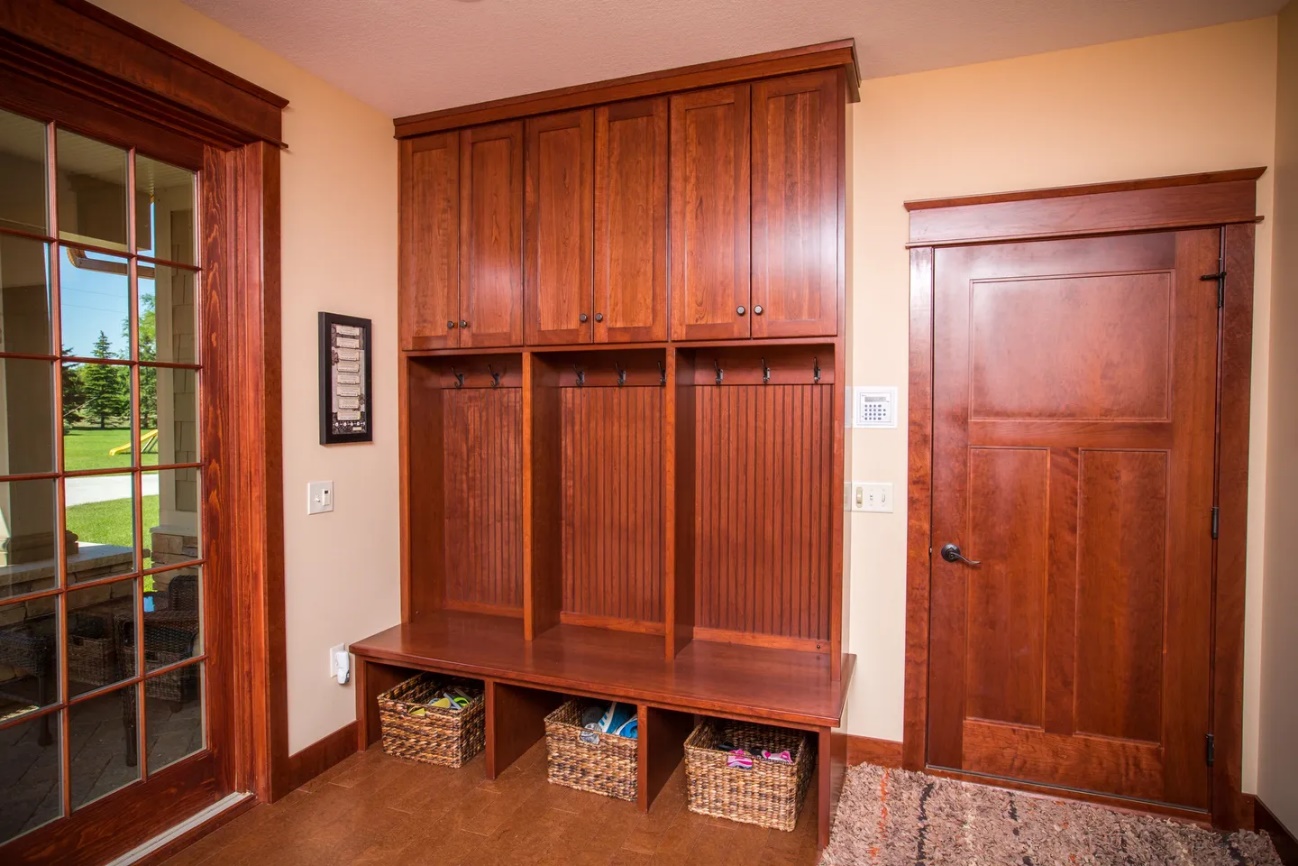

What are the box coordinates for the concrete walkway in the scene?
[65,473,160,507]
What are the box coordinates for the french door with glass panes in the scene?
[0,106,214,847]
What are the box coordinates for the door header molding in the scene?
[903,167,1265,248]
[903,168,1264,831]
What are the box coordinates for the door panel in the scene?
[669,85,750,341]
[594,98,667,343]
[460,122,523,347]
[525,110,593,346]
[751,71,839,338]
[929,229,1220,809]
[400,133,460,350]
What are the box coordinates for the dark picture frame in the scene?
[319,312,373,444]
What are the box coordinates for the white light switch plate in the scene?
[328,643,346,679]
[860,482,894,513]
[307,480,334,514]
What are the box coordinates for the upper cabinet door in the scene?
[670,85,751,341]
[594,98,668,343]
[460,121,524,348]
[751,71,841,339]
[525,110,594,346]
[400,133,461,351]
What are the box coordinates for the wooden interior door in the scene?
[750,71,839,338]
[594,98,668,343]
[525,110,593,346]
[460,121,524,347]
[401,132,461,350]
[928,229,1221,809]
[669,85,750,341]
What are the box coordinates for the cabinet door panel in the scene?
[670,86,750,341]
[525,110,593,346]
[400,133,460,350]
[460,121,524,348]
[751,71,840,338]
[595,98,667,343]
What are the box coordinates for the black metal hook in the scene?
[761,357,771,385]
[573,364,585,388]
[813,357,821,384]
[487,365,502,388]
[452,367,464,389]
[614,361,627,387]
[714,359,724,386]
[657,361,666,387]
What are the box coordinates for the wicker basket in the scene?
[543,700,638,802]
[684,719,814,831]
[378,673,485,768]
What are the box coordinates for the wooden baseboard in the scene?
[845,735,904,768]
[279,721,360,796]
[1257,798,1298,865]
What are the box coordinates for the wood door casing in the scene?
[595,98,668,343]
[401,132,461,350]
[669,85,751,341]
[928,230,1221,809]
[460,121,524,347]
[525,110,594,346]
[751,71,839,338]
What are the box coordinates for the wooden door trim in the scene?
[394,40,860,138]
[0,3,291,861]
[904,167,1266,248]
[903,170,1263,830]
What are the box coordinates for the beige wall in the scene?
[841,18,1278,794]
[90,0,401,753]
[1259,1,1298,835]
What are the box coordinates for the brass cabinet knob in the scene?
[460,320,469,329]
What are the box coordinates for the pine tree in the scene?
[60,346,87,431]
[83,331,128,429]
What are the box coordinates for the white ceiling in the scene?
[180,0,1286,119]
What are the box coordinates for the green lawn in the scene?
[63,427,160,472]
[66,495,160,550]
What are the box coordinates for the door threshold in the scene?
[104,792,254,866]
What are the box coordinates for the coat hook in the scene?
[573,364,585,388]
[714,359,724,386]
[813,357,821,384]
[761,357,771,385]
[657,361,667,387]
[487,364,502,388]
[452,366,464,389]
[615,361,627,387]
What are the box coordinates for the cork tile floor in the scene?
[163,743,821,866]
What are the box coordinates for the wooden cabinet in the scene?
[751,71,841,338]
[669,85,751,341]
[595,98,668,343]
[400,132,460,351]
[460,121,524,348]
[525,110,594,346]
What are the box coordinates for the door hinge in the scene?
[1211,506,1220,540]
[1206,733,1215,767]
[1201,270,1227,308]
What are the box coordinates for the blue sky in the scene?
[59,249,152,360]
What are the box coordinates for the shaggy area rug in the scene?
[822,764,1281,865]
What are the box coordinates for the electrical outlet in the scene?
[861,482,894,513]
[328,643,346,679]
[307,480,334,514]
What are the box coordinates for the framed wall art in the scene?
[319,312,373,444]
